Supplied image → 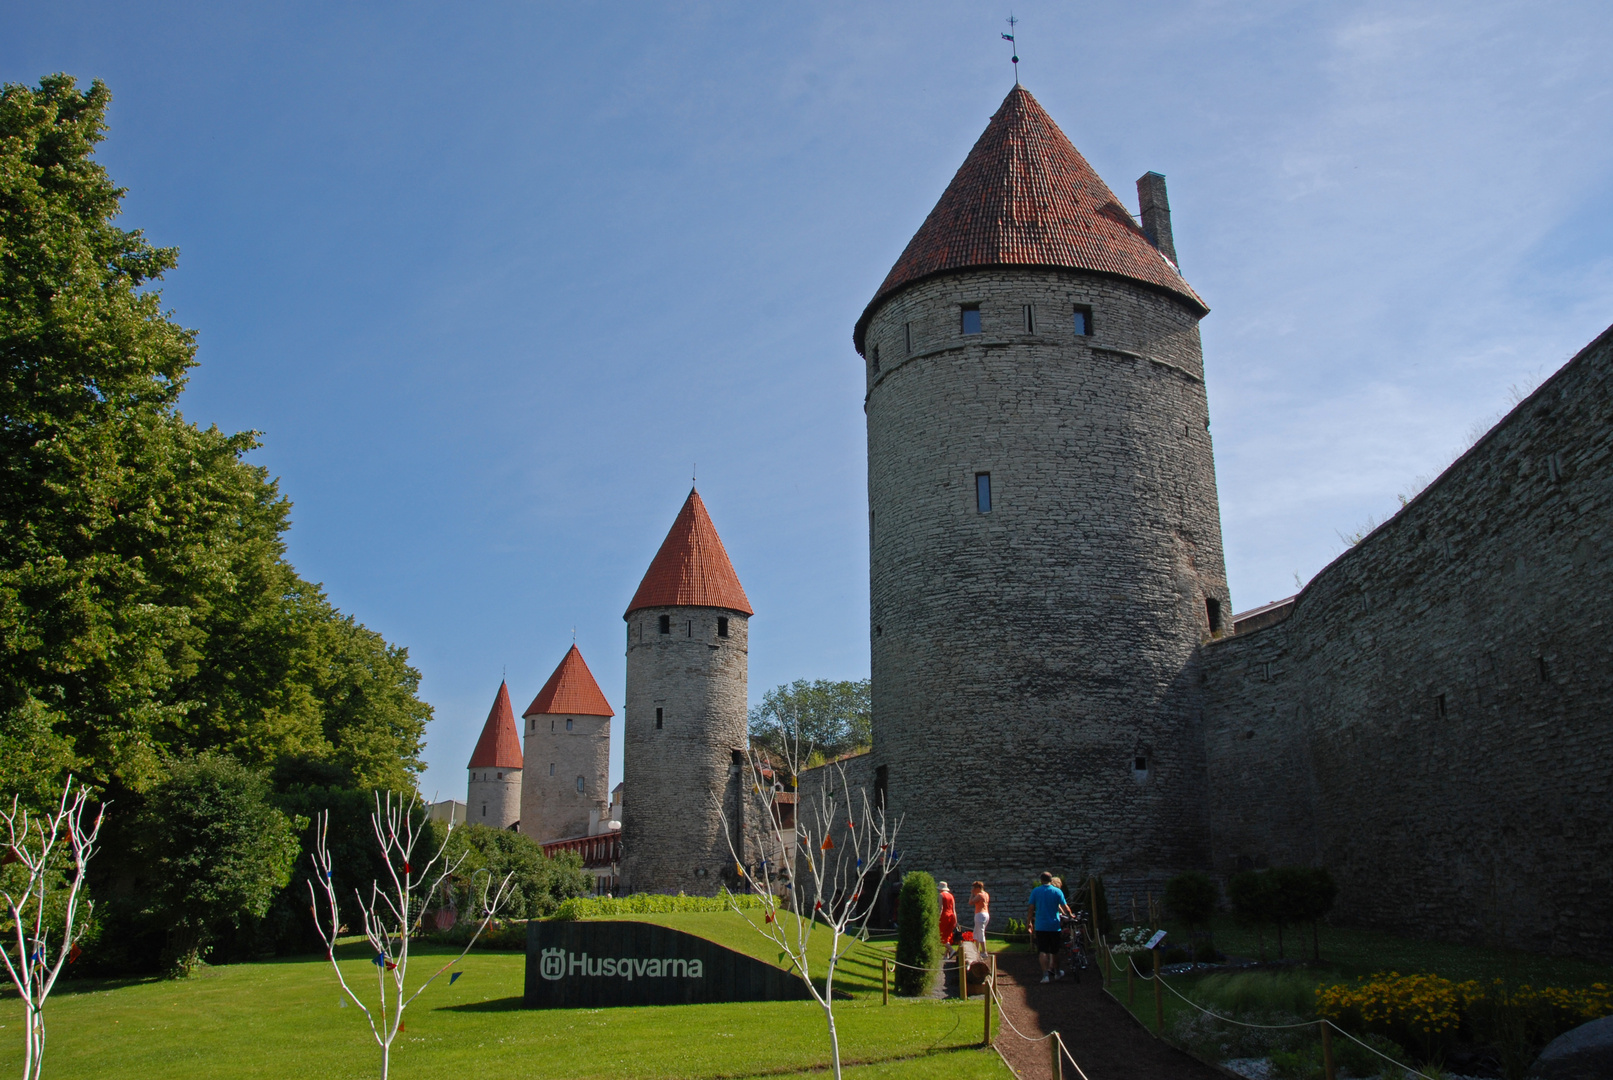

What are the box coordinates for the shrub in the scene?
[433,823,593,919]
[894,871,940,996]
[548,890,762,921]
[1165,871,1218,942]
[1193,970,1322,1019]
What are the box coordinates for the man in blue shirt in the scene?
[1026,872,1068,983]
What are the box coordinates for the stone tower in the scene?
[519,645,614,843]
[855,86,1229,898]
[466,681,522,829]
[619,488,752,896]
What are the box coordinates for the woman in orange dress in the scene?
[937,881,957,956]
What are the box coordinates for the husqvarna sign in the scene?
[524,920,813,1008]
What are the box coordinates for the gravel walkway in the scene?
[987,950,1225,1080]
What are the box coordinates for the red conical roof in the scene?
[523,645,614,718]
[854,85,1206,353]
[466,681,523,770]
[625,489,753,617]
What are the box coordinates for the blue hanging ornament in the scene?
[449,971,462,985]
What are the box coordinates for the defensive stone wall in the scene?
[467,767,521,830]
[520,712,610,843]
[620,605,750,896]
[863,267,1228,902]
[1204,322,1613,959]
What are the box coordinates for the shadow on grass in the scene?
[438,995,526,1012]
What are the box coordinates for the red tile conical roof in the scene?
[523,645,614,718]
[625,489,753,617]
[854,85,1206,353]
[467,681,523,770]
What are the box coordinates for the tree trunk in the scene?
[1312,920,1320,962]
[824,1002,842,1080]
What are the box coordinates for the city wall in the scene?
[1203,322,1613,959]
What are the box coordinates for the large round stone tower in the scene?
[619,489,753,896]
[519,645,614,843]
[466,681,522,829]
[855,86,1229,901]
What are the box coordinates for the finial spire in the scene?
[1002,14,1019,84]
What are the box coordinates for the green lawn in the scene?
[1,919,1010,1079]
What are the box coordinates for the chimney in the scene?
[1136,172,1178,269]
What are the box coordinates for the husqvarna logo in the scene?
[537,948,704,981]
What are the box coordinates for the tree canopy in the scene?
[748,678,870,765]
[0,74,430,801]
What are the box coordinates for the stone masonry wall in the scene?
[620,606,749,896]
[1203,322,1613,959]
[862,267,1230,914]
[520,711,610,843]
[467,767,520,830]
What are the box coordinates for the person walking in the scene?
[970,881,990,947]
[1027,871,1068,983]
[938,881,958,959]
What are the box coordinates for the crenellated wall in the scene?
[1204,322,1613,959]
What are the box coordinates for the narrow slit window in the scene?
[658,614,670,635]
[1073,305,1093,336]
[576,776,585,793]
[1538,657,1550,683]
[717,616,729,638]
[550,763,555,776]
[1435,694,1447,718]
[1206,598,1223,633]
[655,707,664,729]
[904,321,912,353]
[871,344,880,373]
[975,472,992,513]
[1022,304,1035,332]
[961,304,981,335]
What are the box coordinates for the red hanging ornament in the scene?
[68,943,81,964]
[820,836,834,851]
[403,862,412,875]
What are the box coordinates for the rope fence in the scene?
[1100,939,1442,1080]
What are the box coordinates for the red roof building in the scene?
[466,681,523,770]
[523,644,614,718]
[854,84,1205,353]
[624,488,752,617]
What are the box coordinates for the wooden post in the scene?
[1152,947,1164,1034]
[959,946,968,1000]
[983,954,994,1046]
[1127,953,1135,1007]
[1320,1020,1336,1080]
[1050,1032,1063,1080]
[882,959,889,1005]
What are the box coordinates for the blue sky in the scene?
[7,1,1612,802]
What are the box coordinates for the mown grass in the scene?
[1,919,1010,1079]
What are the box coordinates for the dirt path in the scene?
[987,951,1223,1080]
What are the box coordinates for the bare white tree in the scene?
[308,793,513,1080]
[717,741,900,1080]
[0,777,106,1080]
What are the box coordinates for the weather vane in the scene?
[1002,14,1019,84]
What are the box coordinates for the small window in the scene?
[551,719,555,732]
[1206,598,1223,633]
[1073,305,1093,336]
[658,614,670,634]
[975,472,992,514]
[1538,657,1550,683]
[497,772,502,780]
[576,776,585,793]
[1022,304,1035,332]
[961,304,981,335]
[1435,694,1447,718]
[550,763,555,776]
[481,804,487,818]
[1134,757,1148,772]
[565,718,573,731]
[717,616,729,638]
[871,344,880,373]
[904,321,912,353]
[655,707,664,729]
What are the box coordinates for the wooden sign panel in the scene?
[524,919,815,1008]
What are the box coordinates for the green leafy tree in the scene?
[0,73,429,807]
[135,753,300,974]
[433,823,592,921]
[894,870,941,996]
[748,679,870,764]
[1278,866,1337,961]
[1164,870,1219,945]
[1228,869,1277,960]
